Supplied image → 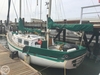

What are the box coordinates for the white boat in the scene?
[6,30,87,69]
[6,0,92,69]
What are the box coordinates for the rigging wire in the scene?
[54,0,66,20]
[35,61,64,74]
[0,0,5,16]
[12,0,18,20]
[61,0,66,19]
[55,0,59,20]
[33,4,38,17]
[58,0,63,19]
[90,0,100,19]
[34,2,38,18]
[26,0,31,20]
[28,0,33,19]
[34,0,40,19]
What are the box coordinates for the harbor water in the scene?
[1,36,100,75]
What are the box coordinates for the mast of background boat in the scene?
[40,0,42,29]
[6,0,11,31]
[46,0,52,49]
[40,0,42,20]
[19,0,22,18]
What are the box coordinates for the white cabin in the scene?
[12,33,45,48]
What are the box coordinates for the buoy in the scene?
[24,54,30,64]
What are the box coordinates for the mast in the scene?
[6,0,11,27]
[47,0,52,48]
[48,0,52,17]
[40,0,42,19]
[19,0,22,18]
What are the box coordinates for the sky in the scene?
[0,0,99,22]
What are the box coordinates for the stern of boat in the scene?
[65,53,86,69]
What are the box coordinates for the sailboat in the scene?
[6,0,93,69]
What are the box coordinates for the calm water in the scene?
[1,36,100,75]
[0,36,7,47]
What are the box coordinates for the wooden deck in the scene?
[0,44,41,75]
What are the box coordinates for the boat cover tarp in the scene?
[18,18,41,34]
[48,17,93,31]
[23,45,86,60]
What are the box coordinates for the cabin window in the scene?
[24,40,29,45]
[18,38,22,43]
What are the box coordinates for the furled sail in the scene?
[48,17,93,31]
[18,18,41,34]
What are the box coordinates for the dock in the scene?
[0,44,41,75]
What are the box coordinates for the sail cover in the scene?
[23,45,86,60]
[18,18,41,34]
[48,17,93,31]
